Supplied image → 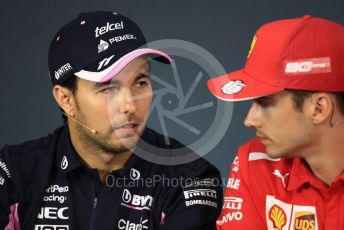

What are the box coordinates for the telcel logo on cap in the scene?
[95,21,124,37]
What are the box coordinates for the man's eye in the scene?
[135,80,149,88]
[100,85,118,94]
[255,98,273,107]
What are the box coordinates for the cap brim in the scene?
[207,69,283,101]
[74,48,171,83]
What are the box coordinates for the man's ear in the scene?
[308,93,333,125]
[52,85,76,117]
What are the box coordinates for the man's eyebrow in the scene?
[92,71,150,88]
[135,71,151,81]
[254,95,275,105]
[93,80,119,88]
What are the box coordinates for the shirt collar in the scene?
[287,157,344,191]
[56,126,151,179]
[119,154,150,181]
[287,158,313,191]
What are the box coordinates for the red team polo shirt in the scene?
[217,137,344,230]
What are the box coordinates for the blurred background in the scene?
[1,0,343,185]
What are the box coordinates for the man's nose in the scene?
[118,89,138,114]
[244,103,262,128]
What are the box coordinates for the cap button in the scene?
[303,15,312,20]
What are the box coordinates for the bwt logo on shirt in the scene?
[121,189,153,211]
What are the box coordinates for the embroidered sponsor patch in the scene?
[284,57,331,75]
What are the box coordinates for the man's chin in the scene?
[112,136,139,150]
[265,148,290,159]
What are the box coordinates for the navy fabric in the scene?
[0,126,222,229]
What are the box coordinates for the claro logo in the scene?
[118,218,148,230]
[121,189,154,211]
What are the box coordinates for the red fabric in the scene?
[208,15,344,102]
[217,137,344,230]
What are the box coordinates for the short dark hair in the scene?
[59,76,78,123]
[286,89,344,115]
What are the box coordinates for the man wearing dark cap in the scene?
[208,15,344,229]
[0,11,222,229]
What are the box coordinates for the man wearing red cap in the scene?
[208,15,344,229]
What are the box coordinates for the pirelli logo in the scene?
[183,189,217,199]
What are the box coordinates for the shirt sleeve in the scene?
[216,143,265,230]
[158,162,223,230]
[0,147,15,228]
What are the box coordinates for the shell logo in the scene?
[269,204,287,230]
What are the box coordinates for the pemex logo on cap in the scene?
[98,39,109,53]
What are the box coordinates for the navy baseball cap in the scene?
[49,11,171,85]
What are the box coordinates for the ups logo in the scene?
[294,211,316,230]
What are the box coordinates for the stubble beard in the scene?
[74,118,137,155]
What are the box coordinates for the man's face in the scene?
[72,57,152,154]
[244,91,314,158]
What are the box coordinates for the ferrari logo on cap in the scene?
[221,80,245,95]
[247,35,257,59]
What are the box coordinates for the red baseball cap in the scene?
[207,15,344,101]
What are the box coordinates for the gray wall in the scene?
[1,0,343,183]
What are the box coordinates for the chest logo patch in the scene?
[294,211,316,230]
[269,204,287,230]
[266,195,318,230]
[61,156,68,170]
